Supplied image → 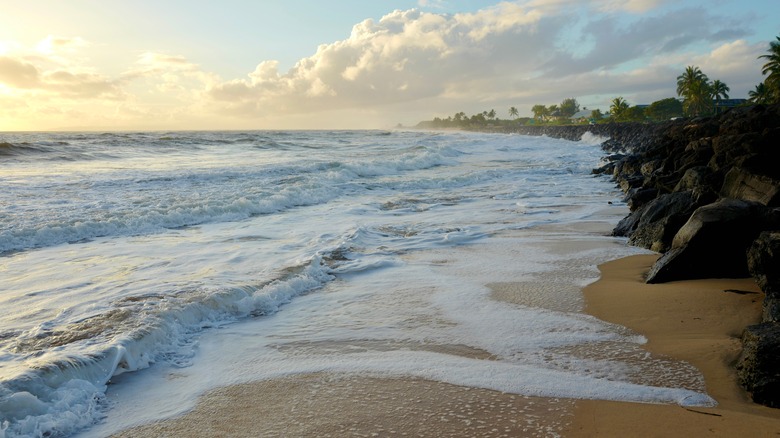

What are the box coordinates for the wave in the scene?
[0,256,335,438]
[579,131,610,145]
[0,217,431,437]
[0,145,454,255]
[0,142,63,158]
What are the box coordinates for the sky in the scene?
[0,0,777,131]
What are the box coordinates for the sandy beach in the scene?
[111,254,780,437]
[568,254,780,436]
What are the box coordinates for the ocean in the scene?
[0,130,713,437]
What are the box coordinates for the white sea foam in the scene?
[580,131,610,145]
[0,256,335,437]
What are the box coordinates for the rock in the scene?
[581,104,780,409]
[617,175,644,192]
[666,140,713,176]
[645,199,770,283]
[626,187,659,211]
[640,159,663,177]
[709,133,761,172]
[721,166,780,206]
[613,155,643,179]
[592,162,616,175]
[613,203,646,237]
[720,104,780,136]
[747,232,780,322]
[673,166,717,193]
[627,191,704,253]
[736,322,780,408]
[748,231,780,292]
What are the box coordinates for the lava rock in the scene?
[646,199,770,283]
[736,322,780,408]
[747,231,780,322]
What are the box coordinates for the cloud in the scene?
[0,56,41,88]
[523,0,666,14]
[418,0,447,8]
[36,35,89,55]
[540,6,750,77]
[205,4,563,117]
[0,35,125,101]
[0,1,767,130]
[592,0,666,13]
[0,54,122,99]
[200,1,758,122]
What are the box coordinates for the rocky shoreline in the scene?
[492,105,780,408]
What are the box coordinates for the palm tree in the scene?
[759,35,780,103]
[508,106,519,119]
[683,79,713,116]
[748,82,772,104]
[710,79,730,113]
[610,97,629,121]
[531,104,547,122]
[676,66,712,116]
[676,66,707,97]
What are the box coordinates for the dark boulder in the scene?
[627,191,707,253]
[626,187,659,211]
[646,199,771,283]
[736,322,780,408]
[592,161,616,176]
[664,138,713,177]
[613,203,646,238]
[709,133,762,172]
[719,104,780,136]
[612,154,644,179]
[673,166,714,193]
[747,232,780,322]
[721,166,780,207]
[617,174,645,192]
[748,231,780,293]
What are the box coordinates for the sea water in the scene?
[0,130,712,437]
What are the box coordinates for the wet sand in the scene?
[111,254,780,437]
[110,373,573,437]
[567,254,780,437]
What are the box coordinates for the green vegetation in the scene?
[558,98,580,118]
[676,66,711,116]
[422,108,534,129]
[749,82,772,104]
[528,98,581,123]
[419,34,779,128]
[645,98,683,120]
[609,97,630,121]
[711,79,730,112]
[673,66,735,116]
[757,35,780,104]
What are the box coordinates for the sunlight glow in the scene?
[0,1,775,130]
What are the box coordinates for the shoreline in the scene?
[110,253,780,437]
[568,254,780,436]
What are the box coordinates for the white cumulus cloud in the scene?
[0,1,769,130]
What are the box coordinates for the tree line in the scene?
[610,35,779,120]
[419,34,780,129]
